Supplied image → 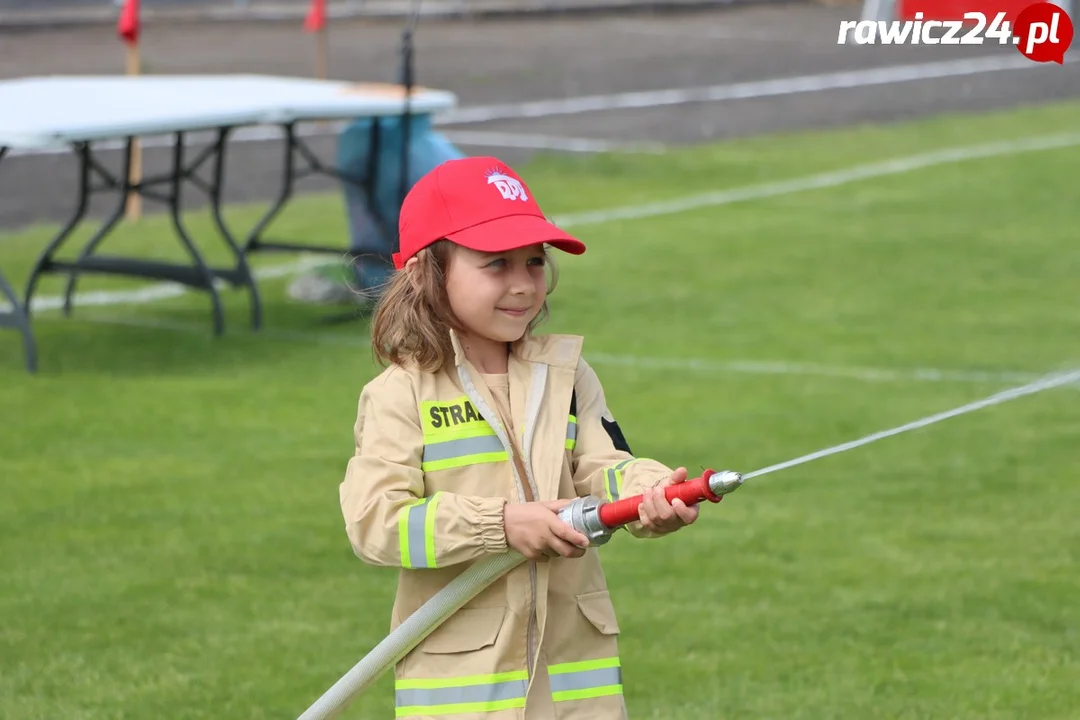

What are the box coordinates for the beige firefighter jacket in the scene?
[340,329,675,719]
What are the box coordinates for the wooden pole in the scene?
[125,43,143,221]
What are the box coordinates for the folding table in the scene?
[0,74,456,373]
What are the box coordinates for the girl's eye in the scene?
[485,258,507,268]
[527,256,546,267]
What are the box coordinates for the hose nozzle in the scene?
[708,470,744,497]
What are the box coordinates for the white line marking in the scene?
[745,368,1080,480]
[45,313,1079,390]
[16,255,329,313]
[436,54,1076,125]
[583,352,1046,385]
[549,132,1080,227]
[441,130,666,154]
[5,131,1076,315]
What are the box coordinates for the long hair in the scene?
[369,240,560,373]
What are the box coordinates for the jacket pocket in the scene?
[419,606,508,654]
[575,590,620,636]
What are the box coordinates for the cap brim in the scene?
[444,213,586,257]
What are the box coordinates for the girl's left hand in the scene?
[637,466,700,535]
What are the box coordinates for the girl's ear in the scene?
[405,255,423,293]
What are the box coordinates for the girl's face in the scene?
[444,243,548,346]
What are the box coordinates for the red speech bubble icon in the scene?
[1013,2,1074,63]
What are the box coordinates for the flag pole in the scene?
[125,41,142,221]
[118,0,143,221]
[305,0,329,80]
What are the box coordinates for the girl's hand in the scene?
[638,467,700,535]
[504,500,590,561]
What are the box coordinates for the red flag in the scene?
[304,0,327,32]
[117,0,141,46]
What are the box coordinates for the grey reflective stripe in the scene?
[423,434,505,464]
[606,468,619,501]
[549,666,623,695]
[605,458,636,501]
[405,499,433,569]
[566,419,577,442]
[395,678,529,708]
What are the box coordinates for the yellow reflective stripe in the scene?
[552,685,623,703]
[605,458,637,502]
[397,671,529,690]
[424,493,440,568]
[421,401,507,471]
[423,450,509,472]
[395,698,526,717]
[549,657,623,703]
[398,493,442,569]
[424,421,498,443]
[549,657,620,675]
[565,414,578,450]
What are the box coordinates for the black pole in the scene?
[396,0,422,252]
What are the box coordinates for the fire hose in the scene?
[297,367,1080,720]
[296,470,745,720]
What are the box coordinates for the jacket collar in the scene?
[448,328,583,371]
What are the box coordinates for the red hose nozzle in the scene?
[556,469,743,545]
[597,469,743,529]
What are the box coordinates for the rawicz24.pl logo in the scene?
[839,1,1074,63]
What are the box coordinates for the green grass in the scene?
[2,100,1079,720]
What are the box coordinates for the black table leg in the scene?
[243,119,393,256]
[61,139,137,317]
[25,131,264,342]
[208,127,262,331]
[24,142,93,319]
[0,145,38,372]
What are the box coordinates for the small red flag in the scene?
[117,0,141,46]
[304,0,327,32]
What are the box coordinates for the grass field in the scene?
[2,99,1079,720]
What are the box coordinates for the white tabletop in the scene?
[0,74,458,150]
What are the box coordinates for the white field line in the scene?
[436,54,1077,125]
[5,131,1078,315]
[53,312,1077,389]
[744,368,1080,481]
[547,131,1080,227]
[440,130,667,154]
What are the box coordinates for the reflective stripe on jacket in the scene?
[340,330,673,719]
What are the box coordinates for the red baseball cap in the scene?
[392,156,587,270]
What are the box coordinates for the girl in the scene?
[339,156,700,720]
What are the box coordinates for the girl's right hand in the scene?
[504,500,590,561]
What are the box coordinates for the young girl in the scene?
[339,156,700,720]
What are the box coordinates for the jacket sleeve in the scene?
[569,359,673,539]
[339,369,510,569]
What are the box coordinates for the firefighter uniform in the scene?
[341,329,674,719]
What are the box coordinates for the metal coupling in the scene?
[556,495,614,547]
[708,470,744,497]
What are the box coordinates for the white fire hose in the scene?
[296,472,745,720]
[296,365,1080,720]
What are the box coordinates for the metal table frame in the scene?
[1,115,400,374]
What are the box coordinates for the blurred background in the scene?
[2,1,1078,719]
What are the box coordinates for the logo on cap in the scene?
[486,169,529,202]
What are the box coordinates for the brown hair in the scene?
[369,240,560,373]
